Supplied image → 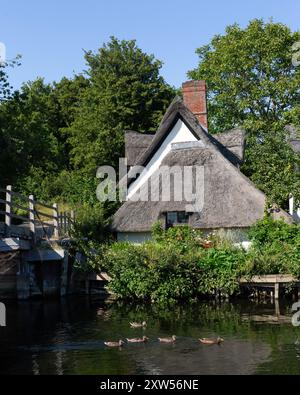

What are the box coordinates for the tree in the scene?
[0,74,90,199]
[0,79,63,189]
[0,56,21,101]
[188,19,300,206]
[66,37,175,174]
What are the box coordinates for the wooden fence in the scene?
[0,185,74,240]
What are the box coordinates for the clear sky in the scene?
[2,0,300,89]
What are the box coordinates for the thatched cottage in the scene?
[112,80,292,243]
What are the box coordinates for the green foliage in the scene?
[189,19,300,133]
[72,202,111,242]
[65,37,175,174]
[0,79,62,187]
[242,123,300,207]
[0,55,21,101]
[101,226,244,304]
[245,218,300,276]
[97,220,300,304]
[197,247,244,296]
[248,217,300,246]
[0,37,174,215]
[188,19,300,206]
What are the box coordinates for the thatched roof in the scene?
[125,131,154,166]
[125,97,245,166]
[128,97,244,170]
[214,128,245,162]
[112,98,292,233]
[113,147,264,232]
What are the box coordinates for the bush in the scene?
[248,217,300,246]
[245,218,300,277]
[95,219,300,304]
[101,226,245,304]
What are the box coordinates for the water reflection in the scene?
[0,298,299,375]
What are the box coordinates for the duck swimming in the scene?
[199,337,224,345]
[126,336,149,343]
[104,340,125,347]
[158,335,176,343]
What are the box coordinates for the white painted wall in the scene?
[118,228,253,245]
[289,196,300,223]
[127,119,198,199]
[117,232,152,244]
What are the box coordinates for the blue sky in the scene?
[2,0,300,89]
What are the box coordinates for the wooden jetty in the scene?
[240,275,300,300]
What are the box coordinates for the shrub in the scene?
[246,218,300,276]
[101,225,246,304]
[248,217,300,246]
[95,219,300,304]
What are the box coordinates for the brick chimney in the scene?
[182,80,208,129]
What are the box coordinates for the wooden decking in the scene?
[240,275,300,300]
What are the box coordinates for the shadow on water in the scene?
[0,297,300,375]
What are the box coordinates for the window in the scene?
[166,211,189,227]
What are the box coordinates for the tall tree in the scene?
[66,37,175,174]
[0,79,63,188]
[188,19,300,206]
[0,75,89,197]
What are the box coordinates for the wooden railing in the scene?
[0,185,74,240]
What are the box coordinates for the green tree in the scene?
[0,56,21,101]
[0,79,63,188]
[66,37,175,174]
[0,75,90,200]
[188,19,300,206]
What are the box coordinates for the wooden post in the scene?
[53,203,59,239]
[274,283,279,300]
[70,210,75,232]
[63,212,67,235]
[29,194,35,242]
[275,299,280,316]
[5,185,12,236]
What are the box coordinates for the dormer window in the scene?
[166,211,189,228]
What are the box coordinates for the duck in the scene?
[158,335,176,343]
[199,337,224,345]
[104,340,125,347]
[126,336,149,343]
[129,321,147,328]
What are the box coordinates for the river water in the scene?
[0,297,300,375]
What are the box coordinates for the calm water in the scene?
[1,297,300,375]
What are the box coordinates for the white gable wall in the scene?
[127,119,198,199]
[289,196,300,222]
